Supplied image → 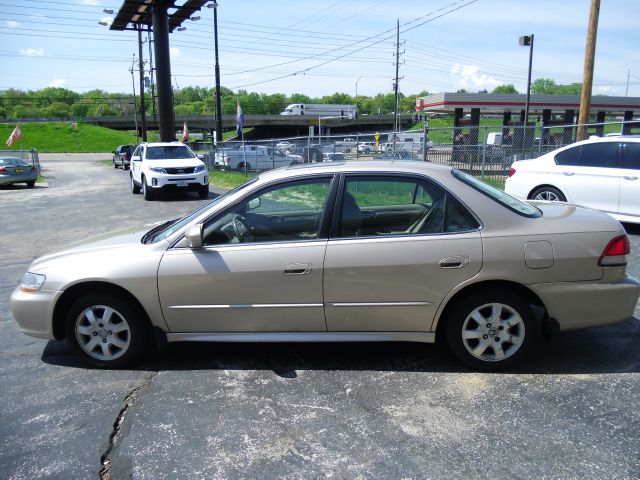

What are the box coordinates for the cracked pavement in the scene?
[1,154,639,479]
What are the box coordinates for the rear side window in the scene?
[555,142,620,168]
[621,142,640,170]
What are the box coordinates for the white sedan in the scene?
[505,136,640,224]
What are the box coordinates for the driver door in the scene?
[157,176,335,333]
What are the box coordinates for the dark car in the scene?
[113,145,135,170]
[0,156,38,188]
[301,144,324,163]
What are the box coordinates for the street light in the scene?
[519,34,534,127]
[207,1,223,144]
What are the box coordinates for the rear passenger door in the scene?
[619,141,640,218]
[323,174,483,332]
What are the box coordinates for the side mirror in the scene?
[185,224,203,248]
[197,154,205,160]
[132,156,141,162]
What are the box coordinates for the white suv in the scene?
[130,142,209,201]
[505,136,640,224]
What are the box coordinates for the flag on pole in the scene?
[236,98,245,136]
[181,121,189,143]
[6,123,22,147]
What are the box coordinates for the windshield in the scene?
[144,178,259,244]
[452,169,542,218]
[146,145,196,160]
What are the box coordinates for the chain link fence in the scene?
[193,120,636,188]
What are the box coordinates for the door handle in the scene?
[562,172,575,176]
[440,256,469,269]
[623,175,638,181]
[284,263,312,275]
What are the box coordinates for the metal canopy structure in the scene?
[109,0,209,141]
[110,0,208,32]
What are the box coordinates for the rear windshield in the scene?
[146,145,196,160]
[452,169,541,218]
[0,157,28,166]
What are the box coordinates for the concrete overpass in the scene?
[83,114,415,139]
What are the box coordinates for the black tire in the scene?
[198,186,209,199]
[529,186,566,202]
[64,292,149,368]
[142,177,155,201]
[26,180,35,188]
[237,162,251,172]
[113,158,119,169]
[445,290,538,371]
[130,174,140,194]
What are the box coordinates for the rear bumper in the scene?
[0,173,38,185]
[530,275,640,331]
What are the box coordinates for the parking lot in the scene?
[1,154,639,479]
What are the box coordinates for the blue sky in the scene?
[1,0,639,97]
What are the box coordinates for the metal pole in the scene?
[524,34,534,128]
[213,3,223,143]
[151,0,175,141]
[129,54,139,142]
[393,18,400,133]
[137,26,147,142]
[625,67,630,97]
[147,28,156,123]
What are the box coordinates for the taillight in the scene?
[0,167,6,173]
[598,235,630,267]
[508,167,516,177]
[31,166,37,173]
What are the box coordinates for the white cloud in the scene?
[80,0,100,6]
[170,48,182,59]
[19,48,45,57]
[595,86,613,94]
[99,16,113,26]
[451,64,499,92]
[49,78,66,88]
[6,20,19,28]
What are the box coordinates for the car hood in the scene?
[29,223,164,270]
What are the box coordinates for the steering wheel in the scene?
[232,214,252,242]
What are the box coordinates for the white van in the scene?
[280,104,357,117]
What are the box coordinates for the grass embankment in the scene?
[0,122,139,153]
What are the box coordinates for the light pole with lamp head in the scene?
[519,34,534,127]
[207,2,223,144]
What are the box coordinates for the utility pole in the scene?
[147,28,157,123]
[137,25,147,142]
[577,0,600,140]
[392,19,404,156]
[129,54,139,142]
[625,67,630,97]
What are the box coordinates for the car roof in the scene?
[256,160,453,183]
[142,142,188,147]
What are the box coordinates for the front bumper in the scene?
[530,275,640,331]
[147,173,209,190]
[10,287,62,340]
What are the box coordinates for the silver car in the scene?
[10,161,640,371]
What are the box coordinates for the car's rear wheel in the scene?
[130,174,140,194]
[445,290,537,371]
[26,180,35,188]
[237,162,251,172]
[142,177,155,201]
[65,293,148,368]
[530,186,566,202]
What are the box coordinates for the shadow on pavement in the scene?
[41,317,640,375]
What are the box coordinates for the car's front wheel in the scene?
[530,186,566,202]
[65,293,149,368]
[142,177,155,201]
[445,290,537,371]
[130,174,140,194]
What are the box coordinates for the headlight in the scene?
[20,272,46,292]
[194,164,207,173]
[149,167,167,174]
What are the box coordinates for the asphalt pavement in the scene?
[0,154,639,479]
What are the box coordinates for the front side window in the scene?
[338,176,479,237]
[621,142,640,170]
[202,177,333,245]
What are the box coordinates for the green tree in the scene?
[493,84,519,94]
[45,102,71,118]
[531,78,582,95]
